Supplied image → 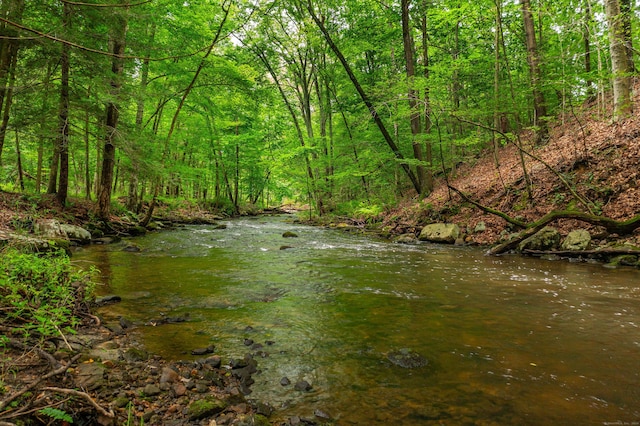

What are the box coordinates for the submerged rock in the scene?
[282,231,299,238]
[387,348,428,369]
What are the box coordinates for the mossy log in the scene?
[447,186,640,255]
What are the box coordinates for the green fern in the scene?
[39,407,73,423]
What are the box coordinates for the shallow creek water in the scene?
[73,216,640,425]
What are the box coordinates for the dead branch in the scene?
[42,387,114,419]
[489,211,640,255]
[0,353,81,413]
[448,185,527,229]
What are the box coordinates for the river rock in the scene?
[75,363,106,390]
[143,384,162,396]
[282,231,299,238]
[387,348,428,368]
[294,380,312,391]
[59,224,92,244]
[561,229,591,250]
[518,226,561,252]
[160,366,180,384]
[418,223,460,244]
[187,396,228,420]
[393,233,418,244]
[191,345,215,356]
[474,221,486,233]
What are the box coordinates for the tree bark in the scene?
[604,0,633,121]
[401,0,427,195]
[56,1,71,206]
[97,5,128,219]
[521,0,548,143]
[420,1,433,193]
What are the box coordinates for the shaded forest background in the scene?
[0,0,637,226]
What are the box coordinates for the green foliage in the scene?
[0,249,96,341]
[38,407,74,423]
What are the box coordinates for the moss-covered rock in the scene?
[187,396,228,420]
[561,229,591,250]
[418,223,460,244]
[518,226,561,251]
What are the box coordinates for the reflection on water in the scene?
[73,216,640,425]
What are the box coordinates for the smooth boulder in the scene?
[561,229,591,251]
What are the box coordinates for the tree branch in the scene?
[42,387,114,419]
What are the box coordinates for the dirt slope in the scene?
[383,85,640,247]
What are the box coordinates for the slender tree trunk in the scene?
[604,0,633,121]
[619,0,634,73]
[98,5,128,219]
[128,23,154,211]
[305,0,421,195]
[521,0,548,143]
[583,0,595,100]
[56,1,71,206]
[36,63,53,193]
[0,0,23,164]
[401,0,427,196]
[0,44,17,166]
[84,86,91,199]
[420,1,433,193]
[15,129,23,191]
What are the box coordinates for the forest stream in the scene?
[74,215,640,425]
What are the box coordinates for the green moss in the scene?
[187,396,228,420]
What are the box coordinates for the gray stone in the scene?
[393,233,418,244]
[561,229,591,251]
[294,380,312,391]
[418,223,460,244]
[160,366,180,384]
[142,384,162,396]
[387,348,428,369]
[75,363,105,390]
[474,221,486,233]
[518,226,561,252]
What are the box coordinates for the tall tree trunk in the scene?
[15,129,23,191]
[128,23,155,211]
[84,86,91,199]
[305,0,421,195]
[97,5,128,219]
[583,0,595,100]
[605,0,633,121]
[36,63,53,193]
[0,43,17,166]
[0,0,23,164]
[56,1,71,206]
[521,0,548,143]
[401,0,427,196]
[619,0,634,73]
[420,1,433,193]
